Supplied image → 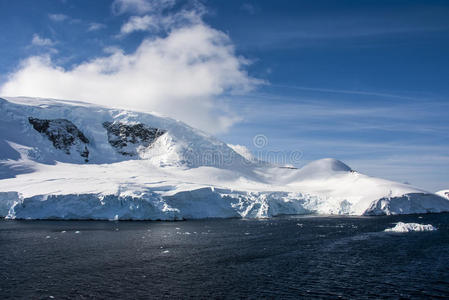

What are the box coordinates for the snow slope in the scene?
[436,190,449,200]
[1,97,448,220]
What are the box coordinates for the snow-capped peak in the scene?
[0,96,250,170]
[298,158,352,177]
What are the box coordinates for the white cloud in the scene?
[118,3,204,36]
[48,13,69,22]
[31,34,55,47]
[119,8,203,36]
[120,15,158,35]
[112,0,175,15]
[88,22,106,31]
[1,24,261,133]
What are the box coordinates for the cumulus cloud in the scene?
[31,34,55,46]
[2,1,262,133]
[112,0,175,15]
[1,24,261,133]
[120,15,158,35]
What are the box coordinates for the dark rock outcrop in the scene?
[103,121,166,156]
[28,117,90,162]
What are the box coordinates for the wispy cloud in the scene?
[48,13,69,22]
[49,12,103,32]
[112,0,175,15]
[235,6,449,49]
[345,155,449,192]
[271,84,418,101]
[88,22,106,32]
[241,3,257,15]
[233,91,447,123]
[31,34,55,47]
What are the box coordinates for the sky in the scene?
[0,0,448,191]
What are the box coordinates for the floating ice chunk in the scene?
[75,231,80,234]
[385,222,437,233]
[46,235,51,239]
[162,250,170,254]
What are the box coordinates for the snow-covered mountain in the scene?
[1,96,448,220]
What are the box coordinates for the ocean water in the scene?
[1,214,449,299]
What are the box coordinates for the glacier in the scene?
[1,96,449,220]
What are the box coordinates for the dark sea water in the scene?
[1,214,449,299]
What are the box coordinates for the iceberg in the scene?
[385,222,437,233]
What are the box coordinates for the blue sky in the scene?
[0,0,448,191]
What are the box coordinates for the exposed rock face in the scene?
[103,121,166,156]
[28,117,90,162]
